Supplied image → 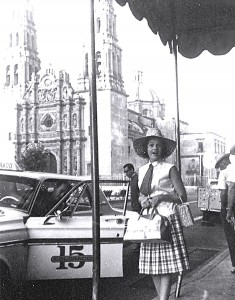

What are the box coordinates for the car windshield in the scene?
[0,175,39,211]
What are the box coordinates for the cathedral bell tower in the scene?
[78,0,125,94]
[3,0,41,98]
[2,0,41,141]
[77,0,128,177]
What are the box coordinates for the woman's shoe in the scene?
[231,267,235,274]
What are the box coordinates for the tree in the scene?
[18,142,49,172]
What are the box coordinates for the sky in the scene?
[0,0,235,150]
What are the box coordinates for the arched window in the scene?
[97,18,101,33]
[63,114,67,129]
[112,53,116,76]
[73,113,77,128]
[29,117,33,132]
[63,156,67,172]
[14,64,18,85]
[29,64,33,81]
[87,162,91,175]
[9,34,12,47]
[16,33,19,46]
[85,53,89,77]
[27,32,30,48]
[96,51,101,75]
[73,156,77,171]
[142,109,148,116]
[117,55,121,77]
[113,21,116,36]
[31,35,35,50]
[6,66,10,86]
[108,50,111,72]
[109,17,112,35]
[63,87,68,99]
[21,118,24,132]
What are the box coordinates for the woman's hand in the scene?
[226,208,235,226]
[139,193,152,209]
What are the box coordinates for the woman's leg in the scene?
[152,274,172,300]
[221,208,235,268]
[152,275,160,297]
[159,274,172,300]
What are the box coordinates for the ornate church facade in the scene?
[2,0,86,175]
[2,0,167,177]
[16,69,86,175]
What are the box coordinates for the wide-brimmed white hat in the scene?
[133,128,176,159]
[215,153,230,169]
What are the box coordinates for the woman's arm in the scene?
[169,166,187,202]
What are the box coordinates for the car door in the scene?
[25,181,127,280]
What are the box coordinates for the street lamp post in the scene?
[90,1,101,299]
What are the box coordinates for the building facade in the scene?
[181,132,226,184]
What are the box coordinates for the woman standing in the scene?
[133,128,190,300]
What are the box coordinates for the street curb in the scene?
[150,248,229,300]
[169,248,229,299]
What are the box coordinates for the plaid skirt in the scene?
[139,213,190,275]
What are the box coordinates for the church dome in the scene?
[148,89,160,102]
[127,79,165,120]
[136,86,160,103]
[128,83,160,103]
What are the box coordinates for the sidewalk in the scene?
[167,248,235,300]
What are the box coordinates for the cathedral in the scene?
[1,0,167,177]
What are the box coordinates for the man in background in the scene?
[123,163,141,213]
[225,145,235,274]
[215,153,235,273]
[123,163,141,251]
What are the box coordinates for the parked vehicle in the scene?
[197,179,221,225]
[0,170,130,298]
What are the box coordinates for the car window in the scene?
[48,182,124,217]
[100,181,130,213]
[67,183,124,216]
[29,179,127,217]
[0,175,38,211]
[64,183,92,216]
[31,179,76,217]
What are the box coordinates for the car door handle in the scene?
[105,218,124,224]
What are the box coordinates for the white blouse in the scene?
[138,160,176,216]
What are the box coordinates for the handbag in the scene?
[153,187,194,228]
[124,208,172,244]
[176,196,194,228]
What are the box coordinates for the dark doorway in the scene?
[45,152,57,173]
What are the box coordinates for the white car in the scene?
[0,170,130,298]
